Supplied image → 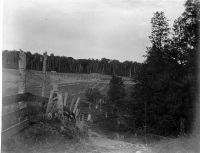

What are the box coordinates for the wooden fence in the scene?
[1,93,49,140]
[2,93,29,139]
[1,93,107,140]
[1,50,106,139]
[2,51,40,140]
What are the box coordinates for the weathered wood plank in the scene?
[1,92,50,139]
[70,97,76,112]
[2,93,29,106]
[42,52,47,97]
[18,50,26,94]
[1,119,29,140]
[57,92,63,114]
[2,92,49,107]
[2,108,29,131]
[63,92,68,106]
[26,93,49,104]
[73,97,80,114]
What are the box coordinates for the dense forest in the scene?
[2,50,140,77]
[130,0,199,136]
[106,0,199,136]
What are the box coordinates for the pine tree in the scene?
[108,76,126,107]
[149,11,170,50]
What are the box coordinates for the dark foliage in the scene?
[108,76,126,107]
[85,87,102,103]
[131,0,199,136]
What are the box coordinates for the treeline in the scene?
[2,50,140,77]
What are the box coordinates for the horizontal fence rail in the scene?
[2,93,29,106]
[2,108,29,131]
[1,93,49,140]
[2,120,29,140]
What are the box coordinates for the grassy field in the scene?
[2,69,109,97]
[2,68,132,97]
[2,68,198,153]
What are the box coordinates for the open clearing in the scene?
[2,68,132,97]
[2,69,111,97]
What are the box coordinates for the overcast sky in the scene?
[3,0,185,62]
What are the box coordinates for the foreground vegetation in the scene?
[1,120,92,153]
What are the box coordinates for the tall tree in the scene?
[172,0,200,70]
[149,11,170,50]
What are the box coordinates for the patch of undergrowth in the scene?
[1,120,90,153]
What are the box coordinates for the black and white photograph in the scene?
[1,0,200,152]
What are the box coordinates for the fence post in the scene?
[73,97,80,114]
[57,92,63,115]
[63,92,68,106]
[42,52,47,97]
[18,50,26,94]
[87,113,91,121]
[75,109,80,119]
[70,97,76,112]
[46,90,54,115]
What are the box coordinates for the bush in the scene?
[108,76,126,106]
[85,87,102,102]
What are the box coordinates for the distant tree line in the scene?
[2,50,140,77]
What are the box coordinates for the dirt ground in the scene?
[2,122,198,153]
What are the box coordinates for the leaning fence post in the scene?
[57,92,63,115]
[63,92,68,106]
[75,109,80,119]
[73,97,80,114]
[42,52,47,97]
[70,97,76,112]
[46,90,54,115]
[18,50,26,94]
